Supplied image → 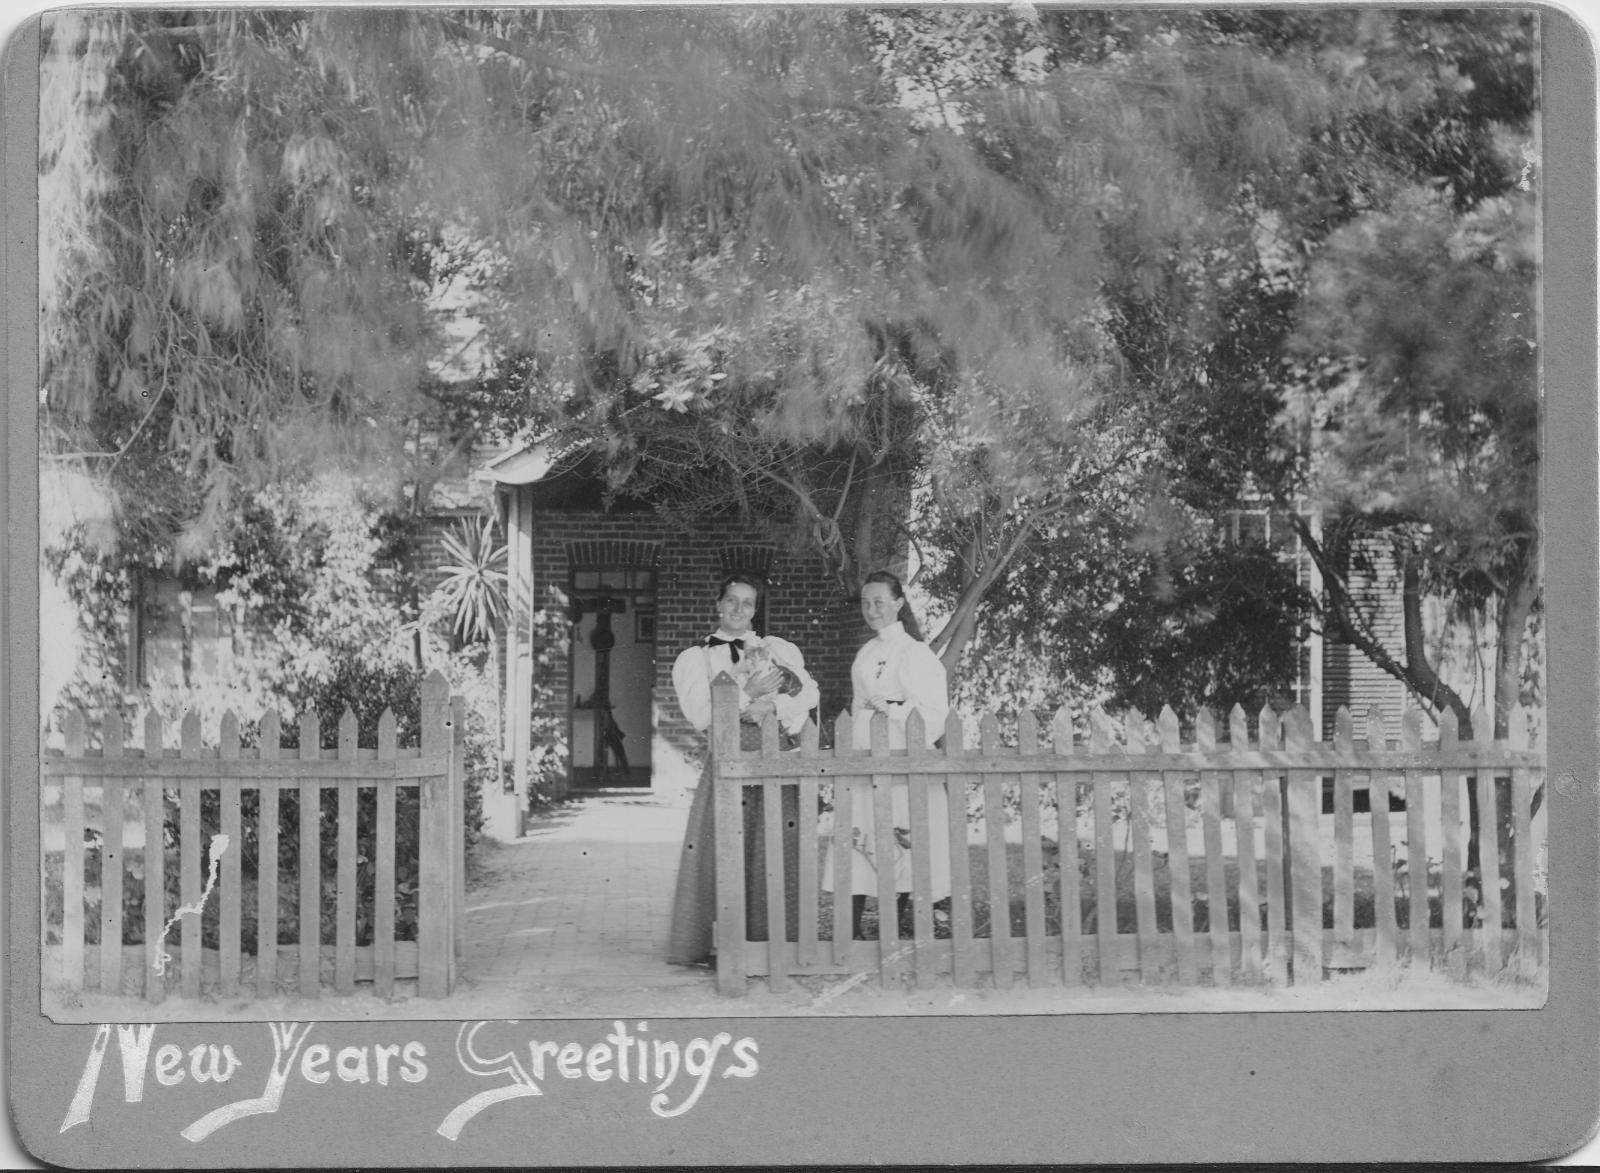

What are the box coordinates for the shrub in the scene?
[44,655,491,953]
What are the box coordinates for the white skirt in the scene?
[820,778,953,899]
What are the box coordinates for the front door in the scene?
[569,568,656,788]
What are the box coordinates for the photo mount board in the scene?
[5,5,1597,1165]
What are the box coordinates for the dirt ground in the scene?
[45,957,1545,1024]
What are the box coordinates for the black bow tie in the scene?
[706,634,745,663]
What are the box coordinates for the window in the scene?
[572,568,655,592]
[133,573,239,687]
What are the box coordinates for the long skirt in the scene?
[666,752,800,966]
[820,779,953,899]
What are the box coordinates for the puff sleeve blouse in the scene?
[849,621,948,749]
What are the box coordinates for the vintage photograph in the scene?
[36,6,1546,1024]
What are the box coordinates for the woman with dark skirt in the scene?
[666,573,819,966]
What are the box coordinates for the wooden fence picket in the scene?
[712,675,746,996]
[756,711,787,991]
[1089,709,1118,984]
[298,712,322,998]
[101,712,126,997]
[1259,708,1288,983]
[943,710,975,988]
[336,708,359,995]
[797,719,821,971]
[1229,706,1262,982]
[1052,707,1083,987]
[1436,709,1463,975]
[375,708,398,999]
[418,670,452,999]
[869,711,901,987]
[1476,760,1504,976]
[1018,711,1048,987]
[1284,707,1322,984]
[1366,705,1399,967]
[1400,710,1429,967]
[1158,705,1197,985]
[62,711,86,993]
[179,711,203,1000]
[1508,709,1537,967]
[450,695,467,985]
[1331,707,1356,965]
[906,710,935,987]
[763,772,788,993]
[256,711,281,998]
[143,710,166,1003]
[829,711,856,973]
[979,713,1010,988]
[1126,715,1160,983]
[219,711,242,997]
[1195,710,1230,986]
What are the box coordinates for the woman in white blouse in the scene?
[822,570,952,940]
[666,573,819,966]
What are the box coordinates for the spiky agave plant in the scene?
[433,514,509,780]
[436,515,507,642]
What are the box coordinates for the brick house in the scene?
[474,442,871,839]
[466,445,1422,839]
[117,446,1417,841]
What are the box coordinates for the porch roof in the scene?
[475,439,648,511]
[475,442,568,486]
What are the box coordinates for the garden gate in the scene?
[42,671,466,1005]
[706,674,1546,996]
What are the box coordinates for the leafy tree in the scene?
[1285,189,1538,743]
[41,12,427,557]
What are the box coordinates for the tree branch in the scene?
[1290,514,1474,733]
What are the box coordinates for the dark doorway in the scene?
[568,568,656,789]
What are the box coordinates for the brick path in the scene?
[459,788,712,993]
